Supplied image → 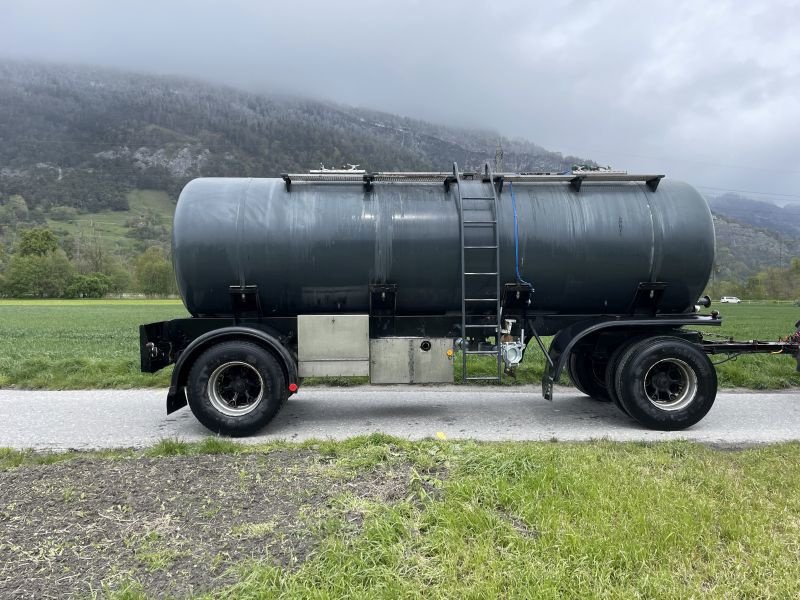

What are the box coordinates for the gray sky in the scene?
[2,0,799,201]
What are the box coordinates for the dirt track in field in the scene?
[0,451,423,599]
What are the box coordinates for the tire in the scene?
[187,341,288,437]
[604,336,649,416]
[614,337,717,431]
[567,351,611,402]
[566,353,588,395]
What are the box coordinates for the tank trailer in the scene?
[140,164,800,436]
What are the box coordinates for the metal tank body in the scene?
[172,177,715,318]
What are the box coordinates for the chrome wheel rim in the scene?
[643,358,698,411]
[207,361,264,417]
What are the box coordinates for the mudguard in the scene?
[541,314,721,400]
[166,327,298,414]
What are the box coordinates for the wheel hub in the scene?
[652,372,671,391]
[643,358,698,411]
[207,361,265,417]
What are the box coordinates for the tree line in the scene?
[3,224,800,301]
[0,227,176,298]
[705,258,800,302]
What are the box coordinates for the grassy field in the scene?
[0,299,187,388]
[0,300,798,390]
[46,189,174,255]
[461,301,800,389]
[706,302,800,388]
[2,436,800,597]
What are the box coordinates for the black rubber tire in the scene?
[604,336,650,416]
[567,351,611,402]
[187,341,288,437]
[614,337,717,431]
[566,353,588,395]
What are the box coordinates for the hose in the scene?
[510,182,533,289]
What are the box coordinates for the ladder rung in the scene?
[458,164,501,385]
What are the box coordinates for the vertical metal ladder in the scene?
[454,162,502,382]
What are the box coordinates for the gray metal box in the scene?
[370,338,454,384]
[298,314,369,377]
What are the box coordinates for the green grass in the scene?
[0,300,798,390]
[7,436,800,598]
[240,440,800,599]
[0,446,135,469]
[459,302,800,389]
[46,189,174,255]
[706,302,800,388]
[0,299,187,388]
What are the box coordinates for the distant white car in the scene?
[720,296,741,304]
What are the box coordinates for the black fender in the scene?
[541,314,721,400]
[166,327,298,414]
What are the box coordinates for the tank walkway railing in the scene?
[282,171,665,192]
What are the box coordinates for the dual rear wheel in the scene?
[569,336,717,430]
[566,350,610,402]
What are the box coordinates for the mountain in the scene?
[0,60,589,215]
[708,194,800,239]
[0,59,796,287]
[711,214,800,281]
[705,193,800,283]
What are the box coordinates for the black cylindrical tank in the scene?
[172,177,715,318]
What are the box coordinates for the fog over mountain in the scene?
[709,194,800,238]
[0,59,796,289]
[1,0,798,202]
[0,60,589,214]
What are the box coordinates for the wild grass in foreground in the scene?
[0,300,798,389]
[212,440,800,599]
[2,436,800,598]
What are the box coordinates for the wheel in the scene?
[187,341,288,437]
[604,336,649,416]
[567,351,611,402]
[613,337,717,430]
[566,353,588,395]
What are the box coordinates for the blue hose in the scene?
[510,182,533,289]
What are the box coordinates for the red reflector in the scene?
[288,383,298,393]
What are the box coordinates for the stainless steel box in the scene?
[298,314,369,377]
[369,338,454,384]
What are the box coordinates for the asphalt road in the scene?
[2,386,800,451]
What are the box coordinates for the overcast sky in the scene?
[2,0,799,201]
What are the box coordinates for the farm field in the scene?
[2,437,800,598]
[0,300,798,390]
[0,300,188,389]
[46,189,175,257]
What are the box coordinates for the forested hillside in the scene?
[710,194,800,239]
[0,60,584,214]
[0,60,798,298]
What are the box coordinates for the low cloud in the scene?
[1,0,798,197]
